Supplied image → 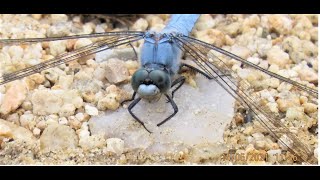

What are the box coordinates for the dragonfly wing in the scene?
[0,32,144,85]
[174,35,318,164]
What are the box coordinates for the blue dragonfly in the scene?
[0,14,318,164]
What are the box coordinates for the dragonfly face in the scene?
[131,68,171,100]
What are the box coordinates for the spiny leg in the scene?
[127,97,152,133]
[128,42,138,61]
[157,94,178,127]
[169,63,230,101]
[171,76,185,99]
[166,76,185,103]
[121,91,136,106]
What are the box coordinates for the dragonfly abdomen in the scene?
[162,14,200,36]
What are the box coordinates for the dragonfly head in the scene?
[131,68,171,99]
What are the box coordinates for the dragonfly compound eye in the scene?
[131,69,149,91]
[149,70,171,93]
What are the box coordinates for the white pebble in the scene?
[286,107,304,121]
[267,102,279,113]
[58,117,68,125]
[33,127,41,136]
[8,45,24,59]
[6,113,20,125]
[57,75,74,89]
[59,104,76,117]
[255,140,266,149]
[20,114,34,128]
[267,46,290,68]
[36,120,47,130]
[247,57,260,65]
[252,133,265,141]
[50,14,68,24]
[83,23,94,34]
[49,41,67,56]
[75,113,85,122]
[132,18,148,31]
[74,38,93,49]
[106,138,124,155]
[47,23,71,37]
[78,122,90,139]
[95,24,106,33]
[85,105,99,116]
[195,14,216,30]
[268,64,279,73]
[267,149,282,164]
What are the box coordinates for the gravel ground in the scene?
[0,14,318,165]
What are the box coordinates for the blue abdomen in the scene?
[162,14,200,36]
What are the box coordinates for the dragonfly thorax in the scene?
[131,67,172,99]
[141,31,181,76]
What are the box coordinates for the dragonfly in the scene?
[0,14,318,164]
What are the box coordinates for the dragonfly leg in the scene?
[128,42,138,61]
[121,92,136,106]
[171,76,186,97]
[157,94,178,127]
[166,76,185,103]
[127,97,152,133]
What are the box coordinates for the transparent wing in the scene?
[0,31,143,44]
[0,31,144,85]
[174,34,318,164]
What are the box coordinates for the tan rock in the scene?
[31,90,63,115]
[276,98,300,112]
[132,18,148,31]
[194,29,226,47]
[303,103,318,114]
[50,14,68,24]
[267,15,292,34]
[267,46,290,68]
[97,93,120,111]
[48,40,67,56]
[57,75,74,89]
[0,81,27,115]
[6,113,20,125]
[31,89,83,115]
[103,58,129,84]
[40,123,78,152]
[106,138,124,155]
[298,68,318,84]
[59,103,76,117]
[0,119,36,143]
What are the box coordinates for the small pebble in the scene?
[106,138,124,155]
[85,105,99,116]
